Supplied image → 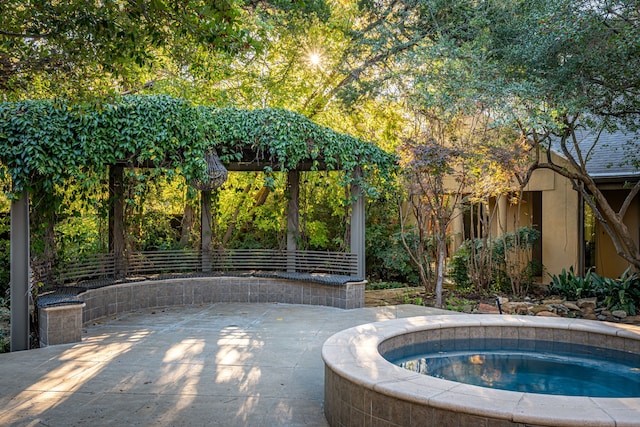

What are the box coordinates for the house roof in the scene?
[550,127,640,180]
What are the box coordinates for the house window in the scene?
[584,201,597,272]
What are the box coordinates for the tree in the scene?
[401,0,640,272]
[479,0,640,271]
[398,111,471,307]
[0,0,330,99]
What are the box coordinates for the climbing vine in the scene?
[201,106,397,190]
[0,95,396,196]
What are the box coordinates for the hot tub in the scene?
[322,314,640,426]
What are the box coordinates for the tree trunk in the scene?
[435,234,446,308]
[180,203,195,247]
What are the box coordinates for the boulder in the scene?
[612,310,627,319]
[578,297,597,309]
[531,305,552,314]
[564,302,581,311]
[477,303,501,314]
[536,311,560,317]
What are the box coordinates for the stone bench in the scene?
[37,274,366,346]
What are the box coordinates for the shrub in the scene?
[450,227,540,296]
[549,267,640,315]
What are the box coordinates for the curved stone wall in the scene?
[79,276,365,325]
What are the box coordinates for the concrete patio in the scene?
[0,302,455,426]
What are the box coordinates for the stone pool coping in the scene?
[322,314,640,427]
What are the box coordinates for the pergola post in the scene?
[10,191,30,351]
[287,171,300,272]
[201,190,212,272]
[350,167,366,278]
[109,165,126,275]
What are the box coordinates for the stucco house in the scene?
[448,128,640,280]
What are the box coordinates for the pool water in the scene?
[388,339,640,398]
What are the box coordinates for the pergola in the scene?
[2,96,395,351]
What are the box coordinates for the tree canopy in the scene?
[0,0,330,99]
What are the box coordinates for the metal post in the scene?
[201,191,212,272]
[109,165,125,275]
[10,192,30,351]
[350,168,366,278]
[287,171,300,272]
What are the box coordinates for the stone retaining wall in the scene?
[79,276,365,325]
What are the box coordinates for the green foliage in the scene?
[202,107,397,185]
[0,0,330,98]
[449,245,472,290]
[366,281,413,291]
[0,96,396,197]
[0,95,208,194]
[450,226,540,295]
[366,201,420,284]
[444,296,476,313]
[548,266,595,300]
[549,267,640,315]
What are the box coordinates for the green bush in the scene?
[548,266,597,300]
[449,244,471,290]
[549,267,640,315]
[366,223,420,284]
[450,227,540,295]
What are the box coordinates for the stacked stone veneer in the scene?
[39,303,85,347]
[79,276,365,324]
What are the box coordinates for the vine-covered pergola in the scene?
[0,95,396,351]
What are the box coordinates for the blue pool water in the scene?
[387,339,640,397]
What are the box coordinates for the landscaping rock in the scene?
[531,305,551,314]
[578,297,597,309]
[612,310,627,319]
[536,311,560,317]
[564,302,581,311]
[624,315,640,324]
[477,303,501,314]
[543,298,565,305]
[502,302,530,314]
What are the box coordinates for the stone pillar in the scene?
[201,190,212,272]
[497,194,508,236]
[350,168,365,278]
[38,303,85,347]
[109,165,126,275]
[287,171,300,272]
[451,205,465,254]
[10,192,30,351]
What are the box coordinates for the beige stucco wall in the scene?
[540,172,580,279]
[499,168,579,279]
[595,190,640,277]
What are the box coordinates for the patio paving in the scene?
[0,303,456,426]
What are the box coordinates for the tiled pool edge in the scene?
[322,314,640,427]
